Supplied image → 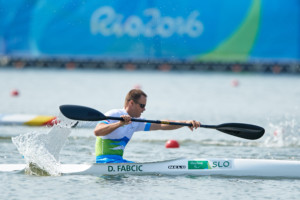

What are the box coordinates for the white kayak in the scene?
[1,158,300,178]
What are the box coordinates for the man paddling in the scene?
[94,89,201,163]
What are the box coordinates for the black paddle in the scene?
[59,105,265,140]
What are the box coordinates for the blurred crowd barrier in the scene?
[1,56,299,74]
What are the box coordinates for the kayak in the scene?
[0,114,57,126]
[1,158,300,178]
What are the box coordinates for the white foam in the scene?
[264,119,300,147]
[12,114,77,176]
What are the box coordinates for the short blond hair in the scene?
[124,89,147,107]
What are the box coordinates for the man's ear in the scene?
[128,100,134,106]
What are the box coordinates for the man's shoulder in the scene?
[105,108,127,116]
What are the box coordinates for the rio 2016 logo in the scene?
[91,6,204,38]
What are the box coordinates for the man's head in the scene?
[124,89,147,117]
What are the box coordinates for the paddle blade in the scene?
[216,123,265,140]
[59,105,106,121]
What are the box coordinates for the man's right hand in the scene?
[120,115,132,125]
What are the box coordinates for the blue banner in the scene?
[0,0,299,62]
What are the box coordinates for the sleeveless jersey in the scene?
[95,109,151,158]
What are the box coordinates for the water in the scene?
[11,116,77,176]
[1,68,300,199]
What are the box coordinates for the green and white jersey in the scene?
[95,109,151,157]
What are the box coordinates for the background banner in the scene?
[0,0,299,62]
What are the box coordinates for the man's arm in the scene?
[94,115,131,136]
[149,120,200,131]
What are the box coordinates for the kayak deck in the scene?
[1,158,300,178]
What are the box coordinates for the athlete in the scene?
[94,89,201,163]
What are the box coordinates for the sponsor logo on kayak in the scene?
[107,165,143,172]
[188,160,232,170]
[188,161,211,169]
[168,165,186,169]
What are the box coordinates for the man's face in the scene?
[130,95,147,118]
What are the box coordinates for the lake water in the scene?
[1,68,300,199]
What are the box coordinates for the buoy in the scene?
[274,128,283,137]
[165,140,180,148]
[231,79,239,87]
[11,89,19,97]
[133,84,142,89]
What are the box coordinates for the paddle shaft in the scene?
[107,116,216,128]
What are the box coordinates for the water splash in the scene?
[12,114,76,176]
[264,119,300,147]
